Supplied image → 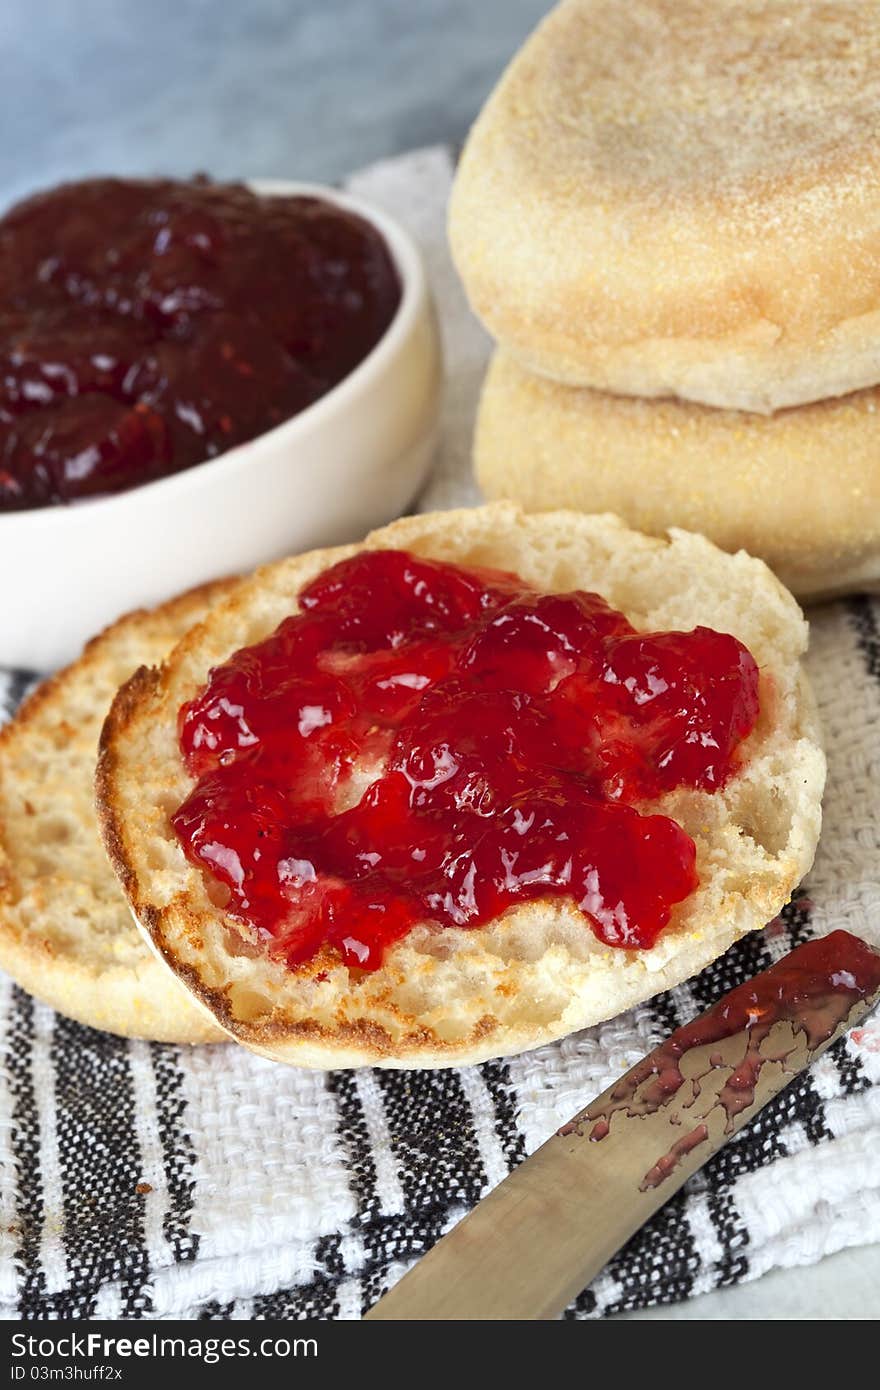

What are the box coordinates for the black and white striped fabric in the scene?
[1,148,879,1320]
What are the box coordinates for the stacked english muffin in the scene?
[449,0,880,599]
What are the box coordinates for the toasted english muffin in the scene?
[449,0,880,413]
[97,504,825,1069]
[0,585,232,1043]
[475,351,880,601]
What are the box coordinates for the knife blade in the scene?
[365,928,880,1320]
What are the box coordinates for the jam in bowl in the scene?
[0,177,404,510]
[0,177,442,670]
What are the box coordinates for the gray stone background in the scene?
[1,0,547,204]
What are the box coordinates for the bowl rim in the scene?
[0,177,430,532]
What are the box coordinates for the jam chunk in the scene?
[173,551,761,971]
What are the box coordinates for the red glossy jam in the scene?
[172,551,760,971]
[0,178,400,509]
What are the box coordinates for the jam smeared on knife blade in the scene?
[0,178,400,509]
[172,550,760,971]
[559,930,880,1190]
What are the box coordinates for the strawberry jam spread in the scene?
[0,178,400,509]
[172,551,760,971]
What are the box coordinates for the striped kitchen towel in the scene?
[1,147,879,1320]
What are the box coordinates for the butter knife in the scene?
[365,928,880,1320]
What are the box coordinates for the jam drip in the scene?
[559,929,880,1190]
[172,550,760,971]
[0,178,400,508]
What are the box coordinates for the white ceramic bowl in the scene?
[1,180,443,671]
